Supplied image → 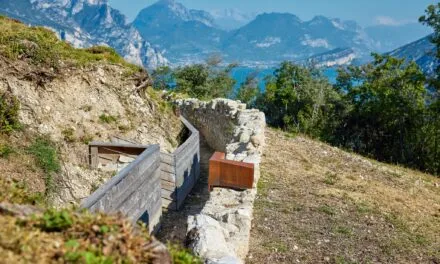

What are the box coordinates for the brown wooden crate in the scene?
[208,152,254,191]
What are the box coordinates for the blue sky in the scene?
[109,0,436,26]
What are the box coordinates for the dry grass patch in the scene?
[248,128,440,264]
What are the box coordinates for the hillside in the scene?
[389,35,438,76]
[0,15,202,263]
[248,128,440,263]
[0,16,184,207]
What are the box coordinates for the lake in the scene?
[230,67,338,91]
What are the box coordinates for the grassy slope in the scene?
[248,128,440,264]
[0,16,200,263]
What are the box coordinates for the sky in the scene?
[109,0,436,27]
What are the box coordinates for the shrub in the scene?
[0,92,20,133]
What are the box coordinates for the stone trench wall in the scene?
[176,98,266,264]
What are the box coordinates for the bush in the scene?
[0,92,20,133]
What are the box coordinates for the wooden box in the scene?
[208,152,254,191]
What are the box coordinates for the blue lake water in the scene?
[230,67,338,91]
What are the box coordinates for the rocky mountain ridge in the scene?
[0,0,434,68]
[0,0,168,68]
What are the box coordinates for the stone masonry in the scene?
[176,98,266,264]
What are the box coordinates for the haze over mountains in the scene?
[0,0,435,70]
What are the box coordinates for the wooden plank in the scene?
[90,146,99,168]
[160,153,175,165]
[160,162,175,174]
[161,180,176,192]
[161,170,176,182]
[161,188,176,200]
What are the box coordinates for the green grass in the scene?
[324,172,339,185]
[27,137,61,195]
[318,204,336,216]
[0,92,21,133]
[0,144,15,158]
[0,16,142,74]
[99,114,118,124]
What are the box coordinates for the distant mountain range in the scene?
[389,35,438,76]
[0,0,435,69]
[0,0,168,68]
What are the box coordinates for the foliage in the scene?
[255,62,342,137]
[40,209,73,232]
[151,66,173,90]
[27,137,61,194]
[332,54,428,170]
[0,16,142,73]
[419,4,440,175]
[0,92,21,133]
[172,56,237,99]
[234,71,260,107]
[0,209,189,263]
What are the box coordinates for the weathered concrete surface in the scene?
[176,98,266,264]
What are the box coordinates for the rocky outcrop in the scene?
[176,98,265,264]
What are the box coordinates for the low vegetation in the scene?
[0,207,200,264]
[0,16,142,74]
[248,128,440,263]
[0,92,20,133]
[27,137,61,196]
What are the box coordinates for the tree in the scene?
[255,62,341,137]
[172,55,236,99]
[419,4,440,175]
[333,54,427,168]
[235,72,260,107]
[151,66,173,90]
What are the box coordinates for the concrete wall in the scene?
[81,144,162,234]
[176,98,265,164]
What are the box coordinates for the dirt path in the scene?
[156,136,214,245]
[247,128,440,264]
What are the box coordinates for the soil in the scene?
[247,128,440,264]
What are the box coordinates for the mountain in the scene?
[388,35,438,76]
[366,23,433,52]
[0,0,168,68]
[303,48,357,67]
[222,13,373,66]
[209,8,257,31]
[133,0,224,64]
